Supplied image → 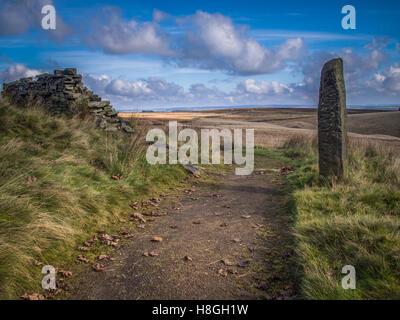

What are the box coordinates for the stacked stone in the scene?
[1,68,133,133]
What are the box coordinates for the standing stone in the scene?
[318,58,347,179]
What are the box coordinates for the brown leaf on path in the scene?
[193,220,201,225]
[78,246,89,252]
[241,215,251,219]
[57,270,72,278]
[33,260,42,266]
[98,254,109,261]
[77,255,89,263]
[184,256,193,262]
[129,201,139,210]
[218,269,228,277]
[83,240,92,247]
[143,211,167,217]
[131,212,146,223]
[122,233,134,239]
[232,238,241,243]
[144,251,159,257]
[151,236,163,242]
[170,225,178,229]
[20,293,46,300]
[220,222,228,227]
[92,263,105,272]
[221,259,236,266]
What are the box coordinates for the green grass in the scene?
[0,100,187,299]
[273,137,400,299]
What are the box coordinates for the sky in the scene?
[0,0,400,111]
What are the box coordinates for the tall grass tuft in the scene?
[0,99,186,299]
[282,135,400,299]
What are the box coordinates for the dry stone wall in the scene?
[1,68,133,133]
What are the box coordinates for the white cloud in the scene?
[175,11,305,75]
[86,7,172,56]
[0,64,42,84]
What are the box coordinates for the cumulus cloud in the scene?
[81,71,300,109]
[82,9,304,75]
[86,7,173,56]
[293,38,393,103]
[175,11,305,75]
[238,79,292,95]
[0,64,42,84]
[0,0,73,43]
[368,63,400,93]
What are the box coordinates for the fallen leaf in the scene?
[218,269,228,277]
[193,220,201,225]
[77,255,89,263]
[143,211,167,217]
[143,251,159,257]
[78,246,89,252]
[184,256,193,262]
[57,270,72,278]
[119,218,127,223]
[83,241,92,247]
[151,236,163,242]
[241,215,251,219]
[131,212,146,223]
[232,238,241,243]
[98,254,109,261]
[221,259,236,266]
[33,260,42,266]
[170,225,178,229]
[220,223,228,227]
[20,293,45,300]
[92,263,105,272]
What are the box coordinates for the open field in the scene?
[120,108,400,148]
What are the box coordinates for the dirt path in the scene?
[68,156,297,300]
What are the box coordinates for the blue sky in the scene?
[1,0,400,110]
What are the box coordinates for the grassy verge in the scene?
[0,100,187,299]
[267,136,400,299]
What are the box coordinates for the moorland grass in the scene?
[271,136,400,299]
[0,100,186,299]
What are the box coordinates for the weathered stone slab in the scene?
[318,58,347,179]
[88,101,110,108]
